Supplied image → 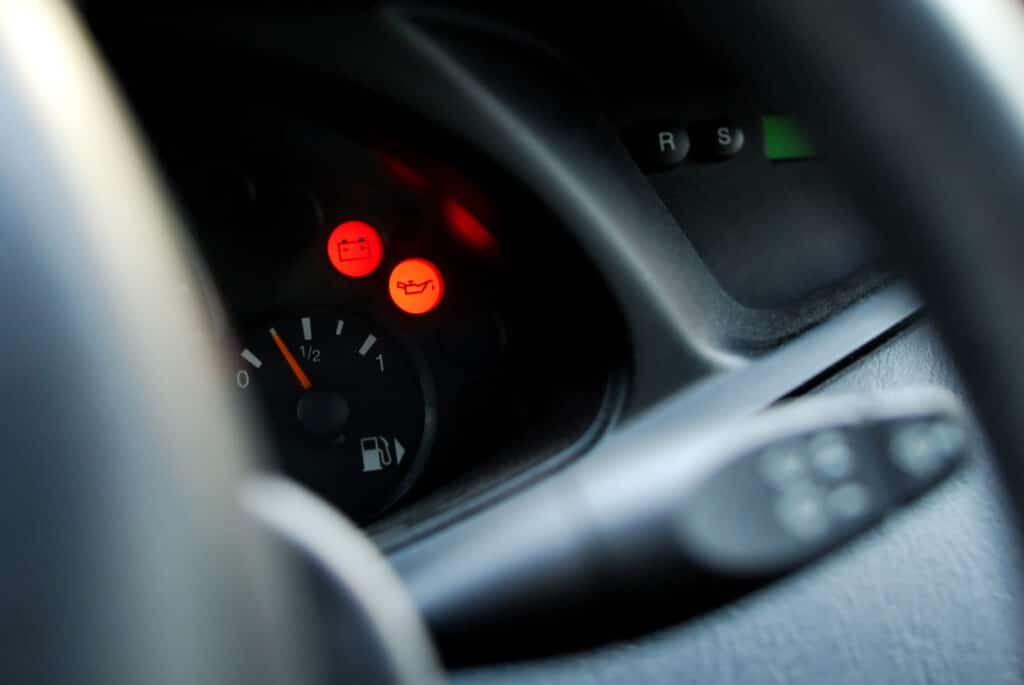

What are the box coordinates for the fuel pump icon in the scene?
[360,436,391,472]
[359,436,406,472]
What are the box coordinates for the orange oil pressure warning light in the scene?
[389,258,445,315]
[327,220,384,278]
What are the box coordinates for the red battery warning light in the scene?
[327,221,384,278]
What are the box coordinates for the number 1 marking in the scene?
[376,353,384,373]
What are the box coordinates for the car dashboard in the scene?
[80,5,898,543]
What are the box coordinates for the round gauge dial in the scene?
[234,314,433,522]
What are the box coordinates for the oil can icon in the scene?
[395,279,435,296]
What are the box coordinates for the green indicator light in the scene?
[762,115,816,161]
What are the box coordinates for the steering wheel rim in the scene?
[3,0,1024,683]
[0,3,441,684]
[0,2,312,683]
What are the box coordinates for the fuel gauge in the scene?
[234,313,434,522]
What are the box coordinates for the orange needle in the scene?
[269,328,312,390]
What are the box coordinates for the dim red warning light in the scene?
[380,154,428,191]
[389,258,445,315]
[443,198,498,254]
[327,221,384,278]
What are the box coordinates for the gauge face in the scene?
[235,314,432,522]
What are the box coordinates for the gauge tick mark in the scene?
[302,317,312,341]
[240,349,263,368]
[358,334,377,356]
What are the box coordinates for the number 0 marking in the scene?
[236,370,251,388]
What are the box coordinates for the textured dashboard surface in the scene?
[454,324,1024,684]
